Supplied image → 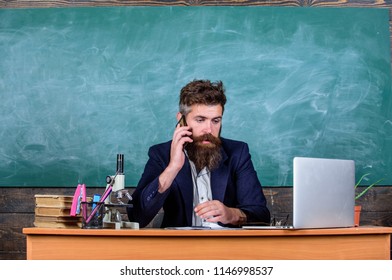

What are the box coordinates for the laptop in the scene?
[243,157,355,229]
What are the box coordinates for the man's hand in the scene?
[194,200,247,226]
[157,124,193,193]
[169,124,193,171]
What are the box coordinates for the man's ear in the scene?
[176,112,182,121]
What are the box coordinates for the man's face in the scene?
[186,104,222,141]
[183,104,223,171]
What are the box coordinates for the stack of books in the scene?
[34,194,82,228]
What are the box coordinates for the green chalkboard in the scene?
[0,6,391,187]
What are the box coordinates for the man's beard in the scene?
[185,133,222,172]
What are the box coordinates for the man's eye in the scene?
[212,119,221,124]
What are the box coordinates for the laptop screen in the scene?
[293,157,355,229]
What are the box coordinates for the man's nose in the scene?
[202,121,213,134]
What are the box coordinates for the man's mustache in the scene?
[192,133,221,145]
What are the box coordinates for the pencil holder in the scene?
[81,202,104,229]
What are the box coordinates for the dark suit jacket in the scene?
[127,137,270,228]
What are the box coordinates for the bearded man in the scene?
[127,80,270,228]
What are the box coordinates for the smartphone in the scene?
[176,115,187,127]
[176,115,190,149]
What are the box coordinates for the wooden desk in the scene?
[23,226,392,260]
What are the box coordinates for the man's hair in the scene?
[179,80,227,115]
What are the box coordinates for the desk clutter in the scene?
[34,194,89,228]
[33,154,138,229]
[69,181,137,229]
[34,193,138,229]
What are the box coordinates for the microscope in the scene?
[103,154,134,228]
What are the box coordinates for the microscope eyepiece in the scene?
[117,154,124,174]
